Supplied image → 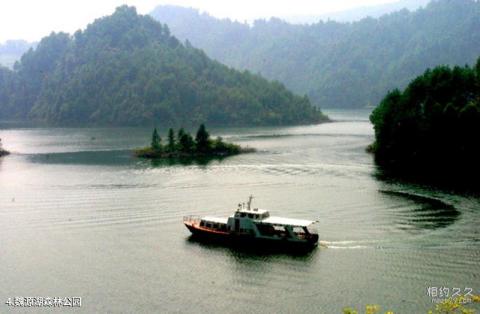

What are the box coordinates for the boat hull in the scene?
[184,223,318,252]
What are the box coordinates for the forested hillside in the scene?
[370,57,480,180]
[0,6,325,126]
[151,0,480,108]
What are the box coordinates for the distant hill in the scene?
[285,0,430,24]
[0,40,35,69]
[0,6,325,126]
[150,0,480,108]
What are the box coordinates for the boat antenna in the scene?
[248,195,253,211]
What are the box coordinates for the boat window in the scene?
[293,226,304,234]
[206,223,212,228]
[200,221,205,227]
[247,214,254,219]
[256,224,275,236]
[240,213,246,218]
[273,225,285,231]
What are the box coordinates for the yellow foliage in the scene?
[343,295,480,314]
[366,304,380,314]
[428,295,478,314]
[343,305,392,314]
[343,307,358,314]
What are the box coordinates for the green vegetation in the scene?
[135,124,253,159]
[370,57,480,181]
[151,128,162,151]
[0,6,326,126]
[151,0,480,108]
[342,294,480,313]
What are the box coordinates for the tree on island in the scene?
[134,124,253,159]
[151,128,162,152]
[211,136,229,153]
[177,128,185,147]
[178,128,195,153]
[195,124,210,153]
[167,128,175,152]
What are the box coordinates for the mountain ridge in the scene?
[284,0,431,23]
[0,6,326,126]
[150,0,480,108]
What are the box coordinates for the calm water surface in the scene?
[0,111,479,313]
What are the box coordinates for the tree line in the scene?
[136,124,251,158]
[370,57,480,182]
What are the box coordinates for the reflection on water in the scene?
[149,156,229,167]
[0,111,479,313]
[27,150,135,165]
[374,166,480,195]
[185,235,319,257]
[26,150,229,167]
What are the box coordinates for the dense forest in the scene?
[0,6,326,126]
[370,57,480,180]
[151,0,480,108]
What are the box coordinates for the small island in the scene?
[0,138,10,157]
[135,124,254,160]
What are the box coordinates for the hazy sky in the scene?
[0,0,398,42]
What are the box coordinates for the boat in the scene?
[183,196,319,250]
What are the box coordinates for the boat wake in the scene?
[319,240,373,249]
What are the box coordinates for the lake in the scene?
[0,111,479,313]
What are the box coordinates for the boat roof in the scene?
[259,216,316,227]
[201,216,228,224]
